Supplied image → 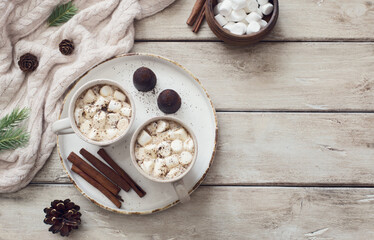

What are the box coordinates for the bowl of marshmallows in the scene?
[205,0,279,45]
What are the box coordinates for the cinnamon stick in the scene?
[187,0,206,26]
[192,5,206,33]
[67,152,120,196]
[71,165,121,208]
[80,148,131,192]
[98,148,146,198]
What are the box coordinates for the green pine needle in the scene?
[0,127,30,151]
[0,107,30,151]
[48,1,78,27]
[0,107,30,131]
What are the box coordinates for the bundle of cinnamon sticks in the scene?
[67,148,146,208]
[187,0,206,33]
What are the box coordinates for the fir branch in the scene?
[0,107,30,151]
[0,127,30,151]
[48,1,78,27]
[0,107,30,131]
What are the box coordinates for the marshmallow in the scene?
[108,100,121,112]
[170,128,188,141]
[100,85,113,97]
[120,107,131,117]
[146,122,158,135]
[214,2,222,15]
[171,139,183,153]
[257,0,268,5]
[137,130,152,146]
[229,22,247,35]
[74,107,84,124]
[87,129,99,141]
[135,147,146,160]
[92,111,106,129]
[165,155,180,169]
[183,138,194,152]
[180,151,193,165]
[231,0,246,10]
[227,9,246,21]
[247,21,261,34]
[117,118,129,131]
[245,0,259,12]
[83,89,96,104]
[80,120,92,135]
[259,19,267,28]
[156,120,169,133]
[218,0,232,17]
[106,113,120,125]
[113,90,126,101]
[144,144,158,159]
[83,105,98,118]
[166,166,183,179]
[106,128,118,139]
[94,96,109,108]
[223,22,235,30]
[157,141,171,157]
[245,12,262,23]
[255,8,263,17]
[260,3,273,15]
[153,158,167,177]
[215,14,228,27]
[122,102,131,108]
[141,160,155,175]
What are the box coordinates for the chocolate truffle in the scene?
[157,89,181,114]
[133,67,157,92]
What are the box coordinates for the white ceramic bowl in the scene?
[130,116,198,183]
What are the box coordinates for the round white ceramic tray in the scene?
[57,53,218,214]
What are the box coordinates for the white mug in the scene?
[52,79,135,147]
[130,116,198,203]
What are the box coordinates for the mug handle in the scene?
[172,179,190,203]
[52,118,74,134]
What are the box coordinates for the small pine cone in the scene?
[59,39,74,55]
[18,53,38,72]
[43,199,81,237]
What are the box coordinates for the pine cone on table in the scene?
[43,199,82,237]
[18,53,38,72]
[59,39,74,55]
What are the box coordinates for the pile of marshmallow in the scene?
[135,120,195,180]
[214,0,274,35]
[75,85,132,141]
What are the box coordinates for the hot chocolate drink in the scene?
[134,120,195,180]
[74,84,132,141]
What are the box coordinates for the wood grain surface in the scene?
[1,185,374,240]
[2,0,374,239]
[131,42,374,111]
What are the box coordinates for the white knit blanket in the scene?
[0,0,174,193]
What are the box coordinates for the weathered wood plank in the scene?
[132,42,374,111]
[135,0,374,41]
[34,113,374,186]
[1,185,374,239]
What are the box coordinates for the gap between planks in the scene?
[28,183,374,188]
[134,40,374,43]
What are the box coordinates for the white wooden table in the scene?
[2,1,374,239]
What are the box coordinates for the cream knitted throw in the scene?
[0,0,174,193]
